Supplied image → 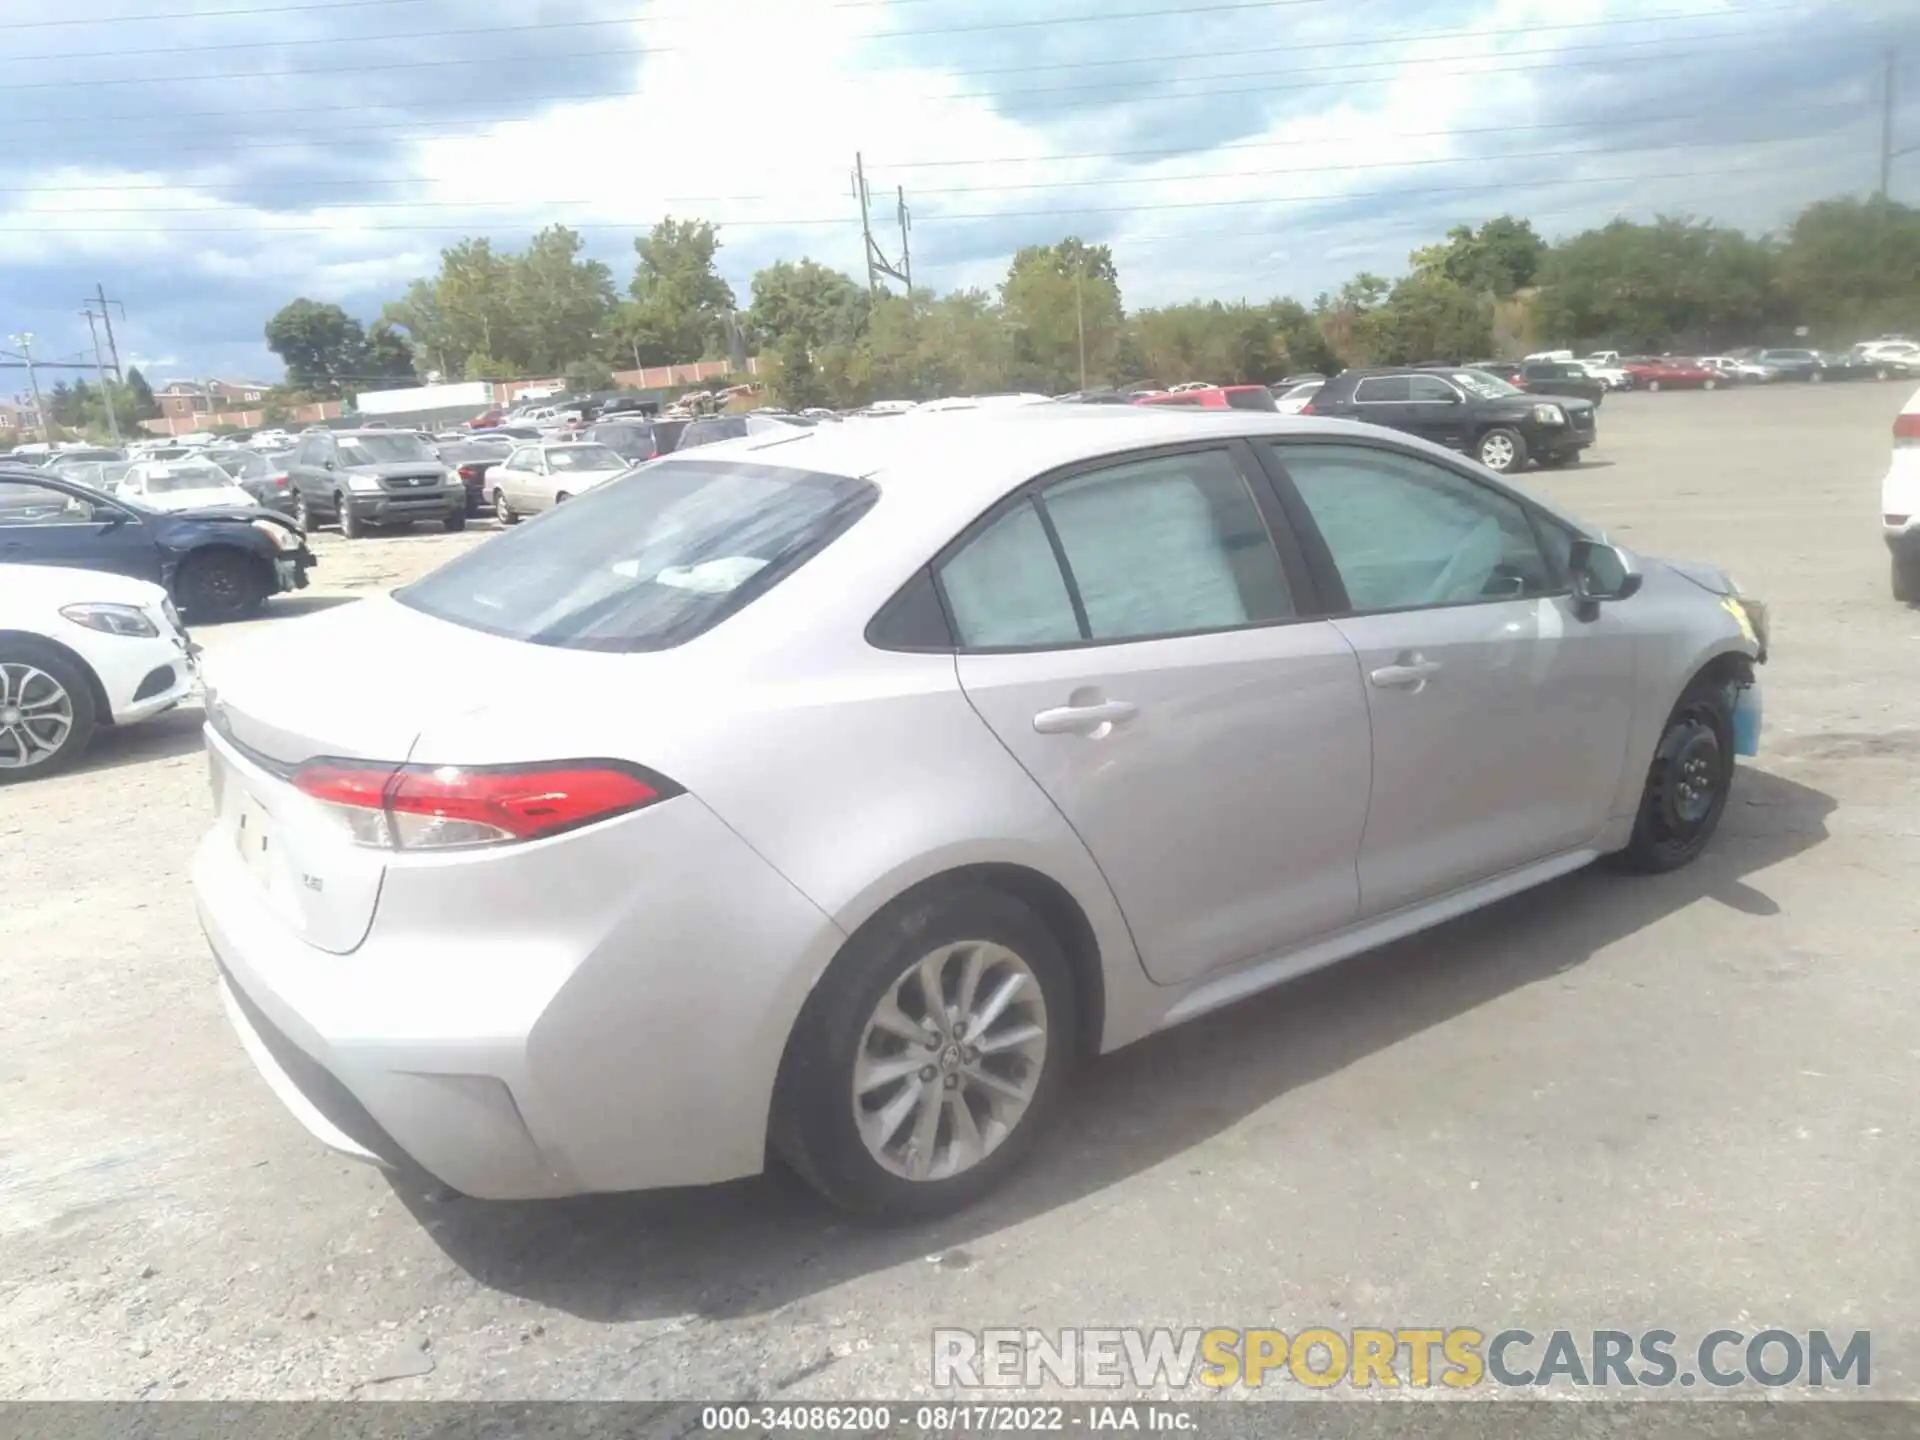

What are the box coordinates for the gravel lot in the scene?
[3,385,1916,1402]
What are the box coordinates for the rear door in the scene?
[1259,439,1636,916]
[1346,374,1416,438]
[943,442,1372,986]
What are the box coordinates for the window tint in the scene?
[396,459,876,652]
[1352,376,1411,403]
[1042,450,1293,641]
[1272,443,1559,610]
[939,499,1082,648]
[0,480,96,525]
[1406,375,1459,402]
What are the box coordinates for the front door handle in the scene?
[1033,699,1138,735]
[1369,655,1442,689]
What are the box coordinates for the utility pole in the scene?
[852,153,912,299]
[82,308,121,443]
[92,284,125,382]
[1882,48,1898,198]
[9,333,50,442]
[1075,263,1088,392]
[896,185,913,298]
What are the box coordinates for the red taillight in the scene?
[292,759,678,850]
[459,463,481,480]
[272,475,289,489]
[1894,413,1920,447]
[1297,401,1314,414]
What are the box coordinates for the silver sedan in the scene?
[193,407,1767,1220]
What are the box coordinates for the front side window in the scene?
[1449,370,1523,399]
[1271,443,1559,611]
[0,480,96,525]
[1406,375,1460,402]
[396,459,876,652]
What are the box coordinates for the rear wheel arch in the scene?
[0,630,111,723]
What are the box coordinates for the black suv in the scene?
[1309,366,1596,473]
[284,429,466,537]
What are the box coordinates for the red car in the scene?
[1620,357,1720,392]
[1132,384,1278,412]
[467,408,504,429]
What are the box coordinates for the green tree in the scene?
[124,367,159,421]
[748,259,868,352]
[1777,196,1920,339]
[1410,216,1547,298]
[564,360,617,395]
[1354,274,1493,364]
[621,217,738,365]
[360,320,417,382]
[509,225,618,373]
[1533,217,1780,350]
[264,299,369,395]
[1000,237,1124,391]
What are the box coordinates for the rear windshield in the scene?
[395,458,878,652]
[1224,387,1278,412]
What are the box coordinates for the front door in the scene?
[1403,373,1471,450]
[941,444,1372,986]
[1262,440,1637,915]
[0,478,160,583]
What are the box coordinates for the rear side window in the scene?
[395,459,877,652]
[1224,387,1278,412]
[1352,376,1412,402]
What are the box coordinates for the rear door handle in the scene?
[1033,699,1138,735]
[1369,656,1442,689]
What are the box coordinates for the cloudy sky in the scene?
[1,0,1914,388]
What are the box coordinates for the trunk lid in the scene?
[202,596,605,952]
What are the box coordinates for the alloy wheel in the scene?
[0,663,75,770]
[851,941,1049,1182]
[1479,433,1516,470]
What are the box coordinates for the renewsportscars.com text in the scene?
[932,1327,1871,1391]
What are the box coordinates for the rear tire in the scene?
[443,511,467,532]
[0,642,98,783]
[773,883,1077,1222]
[338,495,363,538]
[1894,549,1920,604]
[493,489,518,525]
[177,547,266,621]
[1607,677,1736,873]
[1702,378,1717,391]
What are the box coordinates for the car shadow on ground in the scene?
[397,766,1835,1324]
[76,703,207,774]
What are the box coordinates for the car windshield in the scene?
[141,461,236,493]
[337,434,433,465]
[1449,370,1522,399]
[396,459,877,652]
[60,460,133,490]
[547,445,625,472]
[207,451,271,478]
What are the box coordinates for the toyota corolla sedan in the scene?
[193,408,1768,1220]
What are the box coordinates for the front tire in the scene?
[773,884,1077,1222]
[1609,677,1736,873]
[0,644,98,783]
[493,488,519,525]
[177,548,266,621]
[1894,549,1920,604]
[338,495,364,538]
[1476,426,1527,473]
[443,511,467,532]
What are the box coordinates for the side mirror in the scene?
[1569,537,1642,618]
[322,459,335,471]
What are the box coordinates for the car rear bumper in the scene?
[193,776,848,1200]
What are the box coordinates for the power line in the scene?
[4,5,1786,130]
[0,161,1822,235]
[2,0,1332,73]
[3,0,941,31]
[4,31,1840,156]
[13,131,1836,216]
